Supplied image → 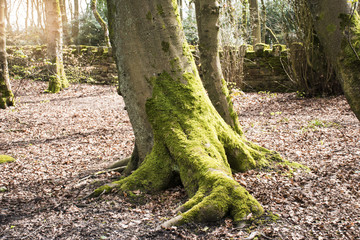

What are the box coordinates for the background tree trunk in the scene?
[44,0,69,93]
[0,0,14,109]
[195,0,242,135]
[249,0,261,44]
[91,0,111,47]
[100,0,284,226]
[59,0,69,44]
[260,0,266,43]
[72,0,79,44]
[307,0,360,121]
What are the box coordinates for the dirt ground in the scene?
[1,79,359,239]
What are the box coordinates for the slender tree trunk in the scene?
[4,0,11,32]
[195,0,242,134]
[15,1,20,31]
[0,0,14,109]
[44,0,69,93]
[260,0,266,43]
[59,0,69,44]
[241,0,249,41]
[30,0,35,28]
[249,0,261,44]
[177,0,183,20]
[307,0,360,121]
[91,0,111,47]
[25,0,29,30]
[97,0,284,226]
[72,0,79,44]
[34,0,44,30]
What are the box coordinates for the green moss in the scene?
[337,11,360,119]
[326,24,337,34]
[157,4,165,16]
[47,75,62,93]
[170,57,182,73]
[221,78,243,135]
[0,155,15,164]
[46,56,69,93]
[182,42,195,64]
[171,0,182,26]
[161,41,170,53]
[146,11,152,21]
[0,80,15,109]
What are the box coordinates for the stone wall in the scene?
[241,44,294,92]
[7,45,118,85]
[7,44,294,92]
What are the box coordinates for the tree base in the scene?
[88,71,302,226]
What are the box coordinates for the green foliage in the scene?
[77,1,109,46]
[265,0,296,44]
[182,7,198,45]
[219,0,248,45]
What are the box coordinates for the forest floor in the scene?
[1,79,359,240]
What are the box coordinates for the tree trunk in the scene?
[25,0,29,30]
[307,0,360,121]
[34,0,45,30]
[177,0,183,20]
[44,0,69,93]
[0,0,14,109]
[96,0,283,226]
[72,0,79,44]
[249,0,261,44]
[59,0,69,44]
[195,0,242,135]
[91,0,111,47]
[4,0,11,33]
[260,0,266,43]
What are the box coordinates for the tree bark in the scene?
[91,0,111,47]
[59,0,69,44]
[44,0,69,93]
[34,0,44,30]
[72,0,79,44]
[307,0,360,121]
[25,0,29,30]
[177,0,183,20]
[195,0,242,135]
[249,0,261,44]
[260,0,266,43]
[95,0,283,226]
[0,0,14,109]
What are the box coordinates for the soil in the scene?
[1,79,359,239]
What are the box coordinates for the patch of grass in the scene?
[301,119,341,132]
[258,91,277,98]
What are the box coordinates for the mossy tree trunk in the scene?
[91,0,111,47]
[195,0,243,135]
[307,0,360,121]
[0,0,14,109]
[44,0,69,93]
[101,0,282,226]
[249,0,261,45]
